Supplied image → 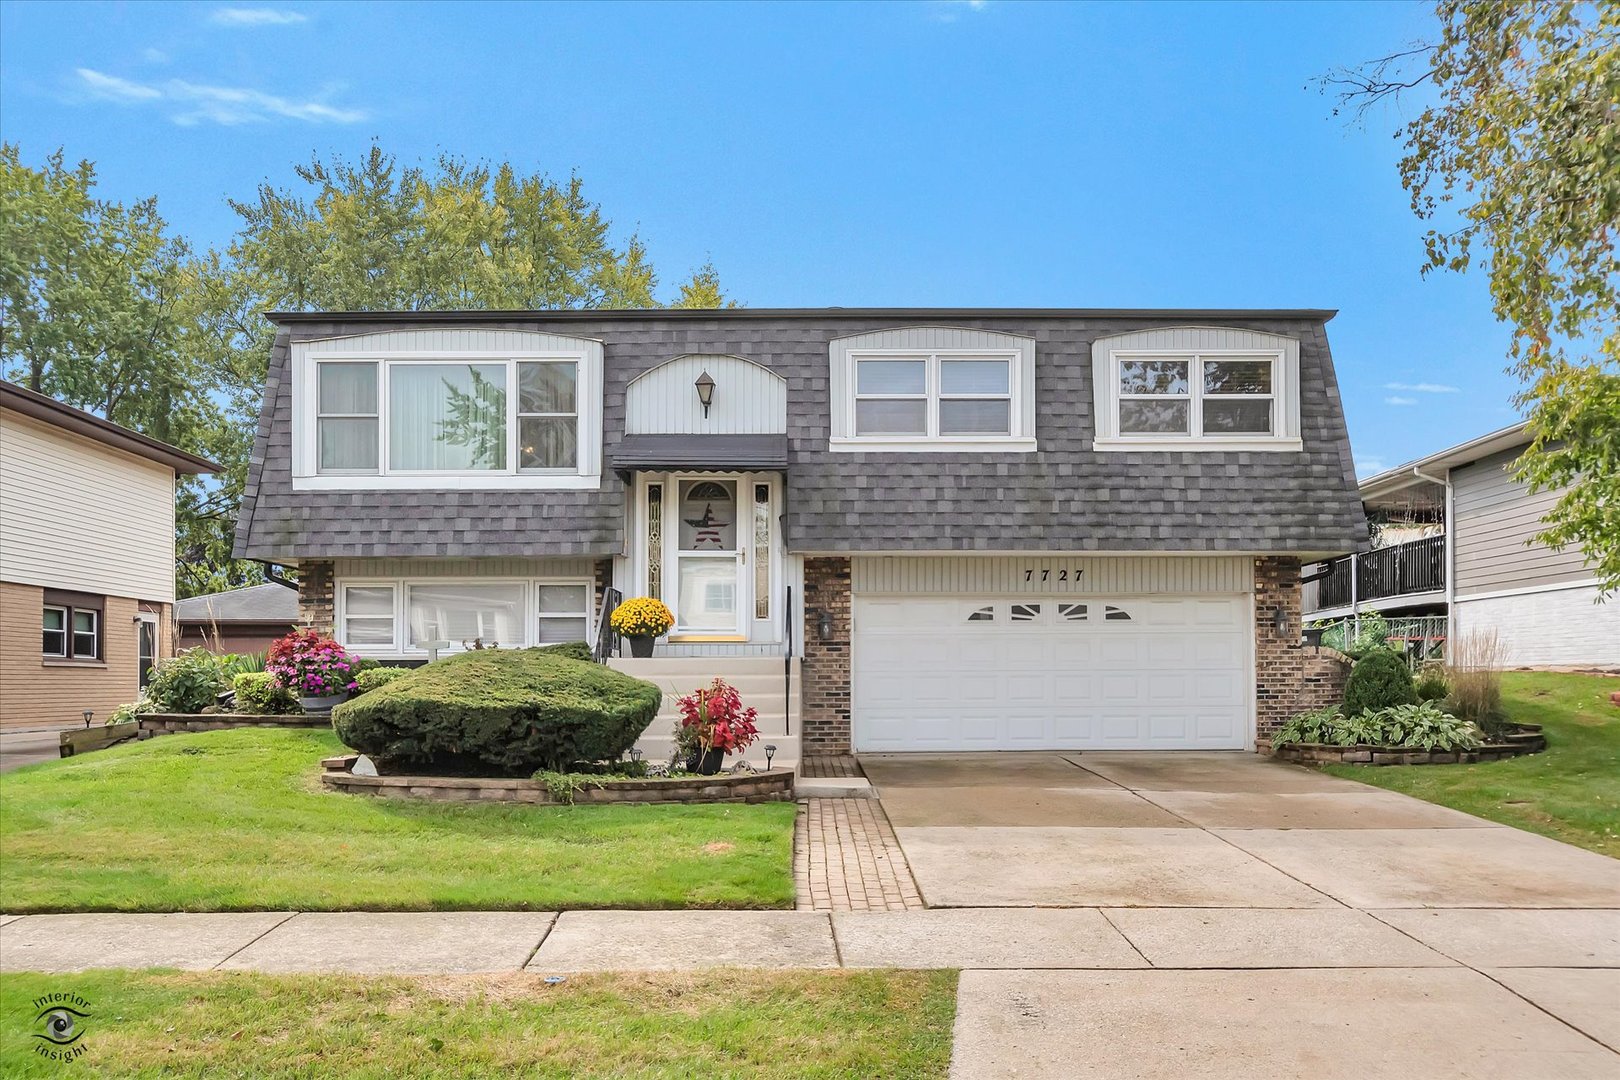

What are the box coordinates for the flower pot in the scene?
[687,747,726,775]
[298,693,348,713]
[628,635,656,658]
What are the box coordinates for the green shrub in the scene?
[145,648,228,713]
[109,696,158,725]
[331,648,661,776]
[353,666,409,695]
[536,640,594,662]
[1343,648,1418,716]
[1368,702,1481,751]
[1414,667,1450,702]
[219,651,267,678]
[233,671,300,715]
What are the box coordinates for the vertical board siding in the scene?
[334,557,598,579]
[829,326,1038,439]
[0,409,176,602]
[625,354,787,435]
[1452,446,1592,595]
[851,555,1250,595]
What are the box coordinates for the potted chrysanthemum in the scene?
[609,596,675,658]
[267,630,360,712]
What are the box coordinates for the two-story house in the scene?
[1303,422,1619,668]
[234,309,1367,763]
[0,380,217,729]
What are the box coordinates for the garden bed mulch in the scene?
[1262,724,1545,766]
[320,754,795,805]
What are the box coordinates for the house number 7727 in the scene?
[1024,568,1083,582]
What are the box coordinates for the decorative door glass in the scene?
[676,480,739,631]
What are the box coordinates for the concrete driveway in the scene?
[861,751,1620,1078]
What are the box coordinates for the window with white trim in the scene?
[43,605,68,657]
[312,358,581,477]
[851,352,1020,441]
[1093,336,1301,452]
[42,598,101,660]
[335,578,594,655]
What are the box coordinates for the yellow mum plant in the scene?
[610,596,675,638]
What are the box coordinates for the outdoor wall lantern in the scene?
[1272,606,1289,637]
[694,370,716,418]
[82,709,94,729]
[816,609,834,641]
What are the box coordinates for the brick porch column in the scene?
[298,560,335,636]
[802,556,852,753]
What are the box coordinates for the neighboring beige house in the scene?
[1304,422,1619,668]
[0,381,217,729]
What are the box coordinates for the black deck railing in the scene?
[592,587,623,662]
[1313,535,1446,610]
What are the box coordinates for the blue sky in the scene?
[0,0,1521,475]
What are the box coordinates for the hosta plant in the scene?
[676,678,760,756]
[610,596,675,638]
[1271,705,1345,748]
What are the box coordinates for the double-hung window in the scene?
[312,357,582,477]
[852,353,1017,440]
[337,578,593,655]
[1113,353,1278,440]
[43,595,102,660]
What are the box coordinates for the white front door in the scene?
[852,594,1250,751]
[673,477,745,637]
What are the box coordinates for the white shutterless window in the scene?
[317,362,380,471]
[406,581,526,650]
[517,361,578,471]
[340,583,398,649]
[851,352,1017,440]
[536,581,593,644]
[1094,342,1301,452]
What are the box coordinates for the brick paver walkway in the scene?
[800,754,862,778]
[793,798,924,912]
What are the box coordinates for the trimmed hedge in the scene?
[1343,648,1418,716]
[331,648,660,776]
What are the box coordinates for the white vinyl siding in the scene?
[0,408,177,603]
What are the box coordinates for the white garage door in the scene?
[852,595,1250,752]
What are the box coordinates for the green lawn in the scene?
[0,969,957,1079]
[1325,671,1620,857]
[0,729,796,912]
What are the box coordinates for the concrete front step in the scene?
[610,656,802,729]
[633,734,800,772]
[609,656,797,676]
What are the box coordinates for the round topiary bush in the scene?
[331,648,661,776]
[1343,648,1418,717]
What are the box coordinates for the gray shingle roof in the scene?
[174,583,299,624]
[234,312,1366,561]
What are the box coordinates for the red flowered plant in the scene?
[266,630,360,698]
[676,678,760,756]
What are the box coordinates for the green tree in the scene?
[673,260,739,309]
[1325,2,1620,595]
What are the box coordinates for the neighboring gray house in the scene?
[1303,422,1618,669]
[235,309,1367,761]
[175,582,299,655]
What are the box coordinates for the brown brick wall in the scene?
[1253,555,1350,739]
[298,561,335,636]
[0,580,171,730]
[802,556,852,753]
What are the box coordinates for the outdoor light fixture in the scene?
[694,370,716,418]
[82,709,93,729]
[629,747,643,764]
[1272,606,1289,637]
[816,609,834,641]
[765,744,777,770]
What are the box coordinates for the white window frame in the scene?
[293,343,603,491]
[535,580,595,646]
[1094,347,1303,452]
[515,359,580,473]
[315,361,380,475]
[43,604,68,658]
[835,348,1036,452]
[72,608,99,659]
[335,576,595,658]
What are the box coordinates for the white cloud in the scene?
[931,0,990,22]
[75,68,163,101]
[1383,381,1460,394]
[141,48,171,65]
[1355,456,1388,476]
[1385,396,1418,406]
[73,67,366,125]
[208,7,308,26]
